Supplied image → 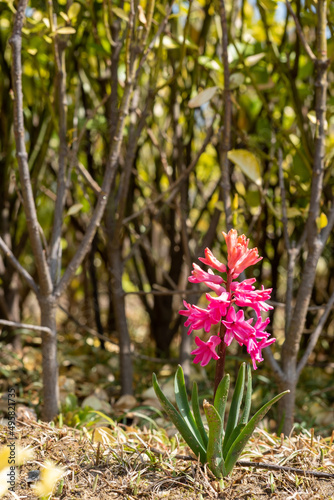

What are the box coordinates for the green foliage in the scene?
[153,365,289,478]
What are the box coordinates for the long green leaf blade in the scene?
[223,423,245,459]
[224,390,290,476]
[152,373,207,463]
[175,366,206,448]
[203,401,226,478]
[240,364,252,425]
[223,363,246,455]
[213,373,230,429]
[191,382,208,448]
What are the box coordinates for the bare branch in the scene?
[219,0,232,231]
[282,0,329,366]
[285,1,317,62]
[123,122,216,225]
[262,345,285,382]
[0,319,52,335]
[55,74,135,298]
[76,162,102,195]
[297,287,334,377]
[9,0,52,295]
[0,237,39,295]
[49,7,68,285]
[135,4,173,78]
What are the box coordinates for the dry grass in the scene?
[0,417,333,500]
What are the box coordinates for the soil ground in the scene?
[0,419,333,500]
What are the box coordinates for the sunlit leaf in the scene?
[68,2,81,20]
[245,52,265,66]
[112,7,129,22]
[229,72,245,89]
[317,212,328,229]
[138,5,147,24]
[188,86,218,108]
[198,56,222,71]
[286,207,302,218]
[67,203,83,216]
[228,149,262,186]
[161,35,179,49]
[56,26,76,35]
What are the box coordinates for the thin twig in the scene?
[9,0,52,296]
[297,286,334,377]
[218,0,232,231]
[0,237,39,295]
[0,319,52,336]
[148,447,334,479]
[123,122,216,225]
[236,460,334,479]
[285,1,317,62]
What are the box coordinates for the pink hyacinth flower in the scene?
[222,307,256,346]
[189,263,224,285]
[179,300,221,334]
[191,335,221,366]
[198,247,227,273]
[206,291,231,317]
[222,229,262,277]
[234,283,273,316]
[247,336,276,370]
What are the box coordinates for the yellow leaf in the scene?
[228,149,262,186]
[317,212,328,230]
[32,461,65,497]
[0,445,34,471]
[91,427,116,444]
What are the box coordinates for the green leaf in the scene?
[203,402,226,478]
[68,2,81,19]
[224,390,290,476]
[228,149,262,186]
[152,373,207,462]
[175,366,206,448]
[67,203,83,216]
[198,56,222,72]
[240,365,252,425]
[213,373,230,429]
[112,7,129,22]
[244,52,266,66]
[188,87,218,108]
[191,382,208,448]
[223,423,246,458]
[229,72,245,89]
[223,363,245,457]
[161,35,179,49]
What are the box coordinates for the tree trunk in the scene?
[277,362,298,435]
[39,296,59,421]
[0,272,22,351]
[109,244,133,395]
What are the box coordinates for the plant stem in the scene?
[213,271,232,397]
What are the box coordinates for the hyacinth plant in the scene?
[153,229,289,478]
